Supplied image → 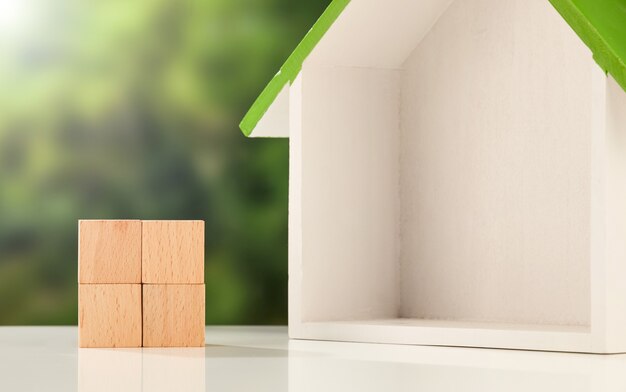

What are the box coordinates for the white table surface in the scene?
[2,326,626,391]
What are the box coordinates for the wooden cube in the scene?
[78,284,142,348]
[142,284,205,347]
[142,221,204,284]
[78,220,141,283]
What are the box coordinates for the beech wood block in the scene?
[142,221,204,284]
[78,220,142,283]
[142,284,205,347]
[78,284,142,348]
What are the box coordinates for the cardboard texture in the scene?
[78,220,142,284]
[142,220,204,284]
[142,284,206,347]
[78,284,142,348]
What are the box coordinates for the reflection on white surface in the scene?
[78,347,205,392]
[79,349,142,392]
[3,326,626,391]
[287,340,604,392]
[143,348,205,392]
[204,344,287,391]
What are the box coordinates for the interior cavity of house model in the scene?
[240,0,626,353]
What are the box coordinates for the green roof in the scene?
[239,0,350,137]
[549,0,626,91]
[240,0,626,137]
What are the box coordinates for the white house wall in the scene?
[249,85,290,138]
[287,0,626,351]
[399,0,594,327]
[299,65,401,322]
[600,76,626,351]
[288,75,304,330]
[306,0,454,69]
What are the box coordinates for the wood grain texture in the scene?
[78,284,142,348]
[78,220,142,283]
[142,284,205,347]
[142,221,204,284]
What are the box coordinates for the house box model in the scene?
[240,0,626,353]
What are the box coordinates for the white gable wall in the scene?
[251,0,454,137]
[399,0,593,327]
[249,85,290,137]
[307,0,454,69]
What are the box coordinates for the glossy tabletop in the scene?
[1,326,626,391]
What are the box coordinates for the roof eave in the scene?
[239,0,351,137]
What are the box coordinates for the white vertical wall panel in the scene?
[399,0,593,326]
[300,66,400,322]
[601,76,626,351]
[289,75,304,331]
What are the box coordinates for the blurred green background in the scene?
[0,0,330,325]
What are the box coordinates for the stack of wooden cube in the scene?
[78,220,205,348]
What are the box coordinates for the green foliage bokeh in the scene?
[0,0,331,325]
